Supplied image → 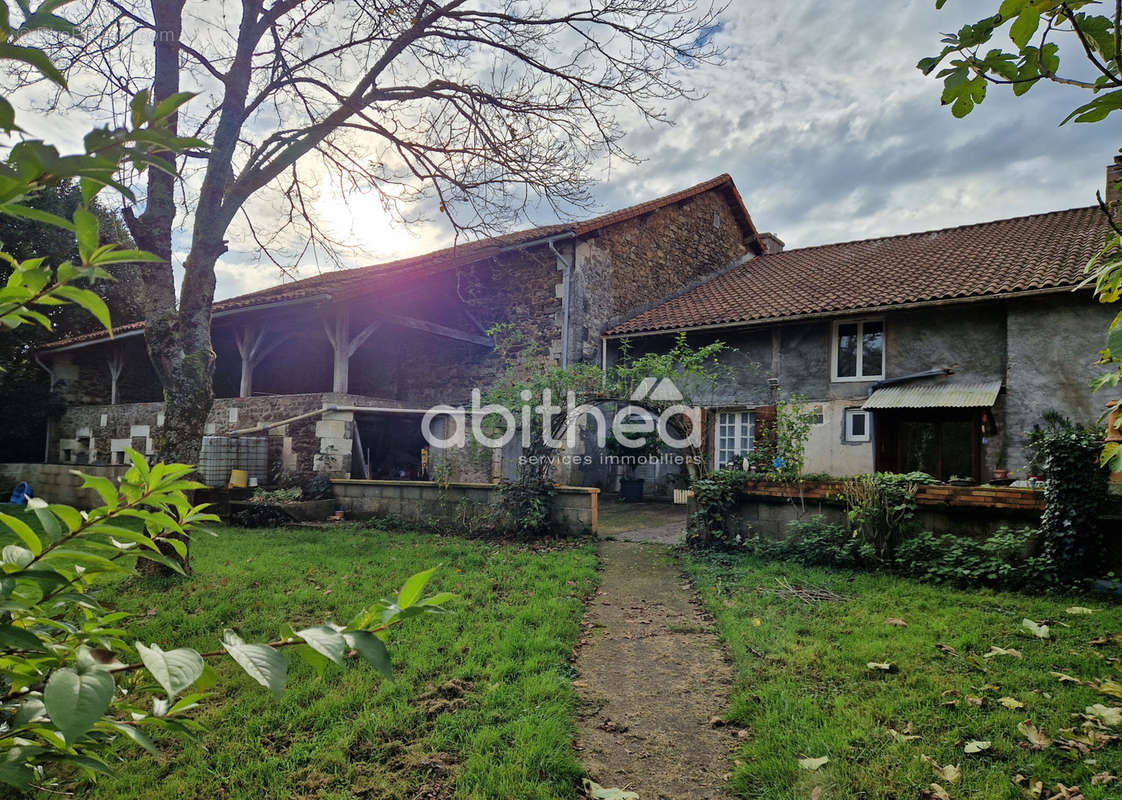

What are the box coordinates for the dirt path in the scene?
[574,541,736,799]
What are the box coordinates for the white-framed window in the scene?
[714,411,754,469]
[844,408,871,443]
[831,318,885,382]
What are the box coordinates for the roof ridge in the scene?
[220,174,743,305]
[764,205,1100,257]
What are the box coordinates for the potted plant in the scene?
[606,414,663,502]
[992,467,1010,481]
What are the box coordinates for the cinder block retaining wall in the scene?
[332,479,599,534]
[726,479,1046,539]
[0,463,128,507]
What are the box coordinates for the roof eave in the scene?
[603,284,1091,339]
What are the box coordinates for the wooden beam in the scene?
[107,350,125,405]
[384,313,492,347]
[347,320,382,358]
[235,325,294,397]
[330,307,351,393]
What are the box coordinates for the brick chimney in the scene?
[758,232,785,254]
[1107,153,1122,207]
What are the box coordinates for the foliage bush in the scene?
[1026,412,1109,579]
[496,480,557,539]
[251,487,302,504]
[229,503,294,528]
[687,469,753,549]
[300,474,335,502]
[841,473,924,560]
[743,518,1065,593]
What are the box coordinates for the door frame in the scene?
[873,408,982,481]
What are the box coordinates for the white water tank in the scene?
[198,436,234,487]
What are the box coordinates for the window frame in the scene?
[830,318,885,383]
[844,408,872,443]
[713,410,755,470]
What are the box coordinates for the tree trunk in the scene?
[127,0,213,575]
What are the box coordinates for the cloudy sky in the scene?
[15,1,1119,301]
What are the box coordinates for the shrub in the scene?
[841,473,923,559]
[893,528,1061,591]
[742,517,1068,593]
[251,486,302,503]
[744,517,877,568]
[687,469,751,548]
[497,480,556,538]
[1026,412,1109,579]
[301,474,335,501]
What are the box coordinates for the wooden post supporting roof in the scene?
[323,306,382,394]
[107,350,124,405]
[235,325,294,398]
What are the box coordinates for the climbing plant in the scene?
[1026,413,1109,578]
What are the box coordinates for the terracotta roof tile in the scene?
[607,206,1110,336]
[42,174,758,351]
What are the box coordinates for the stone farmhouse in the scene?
[607,203,1116,485]
[31,175,767,485]
[17,166,1120,494]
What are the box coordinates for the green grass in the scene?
[10,518,597,800]
[686,552,1122,799]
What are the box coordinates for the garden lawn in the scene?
[687,552,1122,800]
[43,523,596,800]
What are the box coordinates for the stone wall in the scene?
[611,293,1114,479]
[331,479,599,534]
[1005,293,1117,474]
[46,393,417,481]
[0,463,128,507]
[572,188,752,365]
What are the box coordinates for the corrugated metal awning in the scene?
[862,379,1003,410]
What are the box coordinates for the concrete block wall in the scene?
[0,463,128,508]
[332,479,599,534]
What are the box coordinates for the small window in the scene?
[832,319,884,381]
[845,408,871,443]
[715,411,754,469]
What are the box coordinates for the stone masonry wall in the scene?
[572,188,752,365]
[48,393,411,481]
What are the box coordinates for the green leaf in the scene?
[296,626,346,667]
[1,544,34,569]
[398,567,436,609]
[102,720,158,756]
[0,42,66,86]
[0,623,46,651]
[295,644,329,678]
[51,285,111,331]
[194,662,217,691]
[44,655,115,743]
[32,506,62,540]
[222,630,288,699]
[344,630,392,678]
[152,91,197,121]
[1010,8,1040,50]
[72,207,99,261]
[0,512,43,555]
[89,248,164,265]
[135,642,204,699]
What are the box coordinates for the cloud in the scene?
[10,0,1116,299]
